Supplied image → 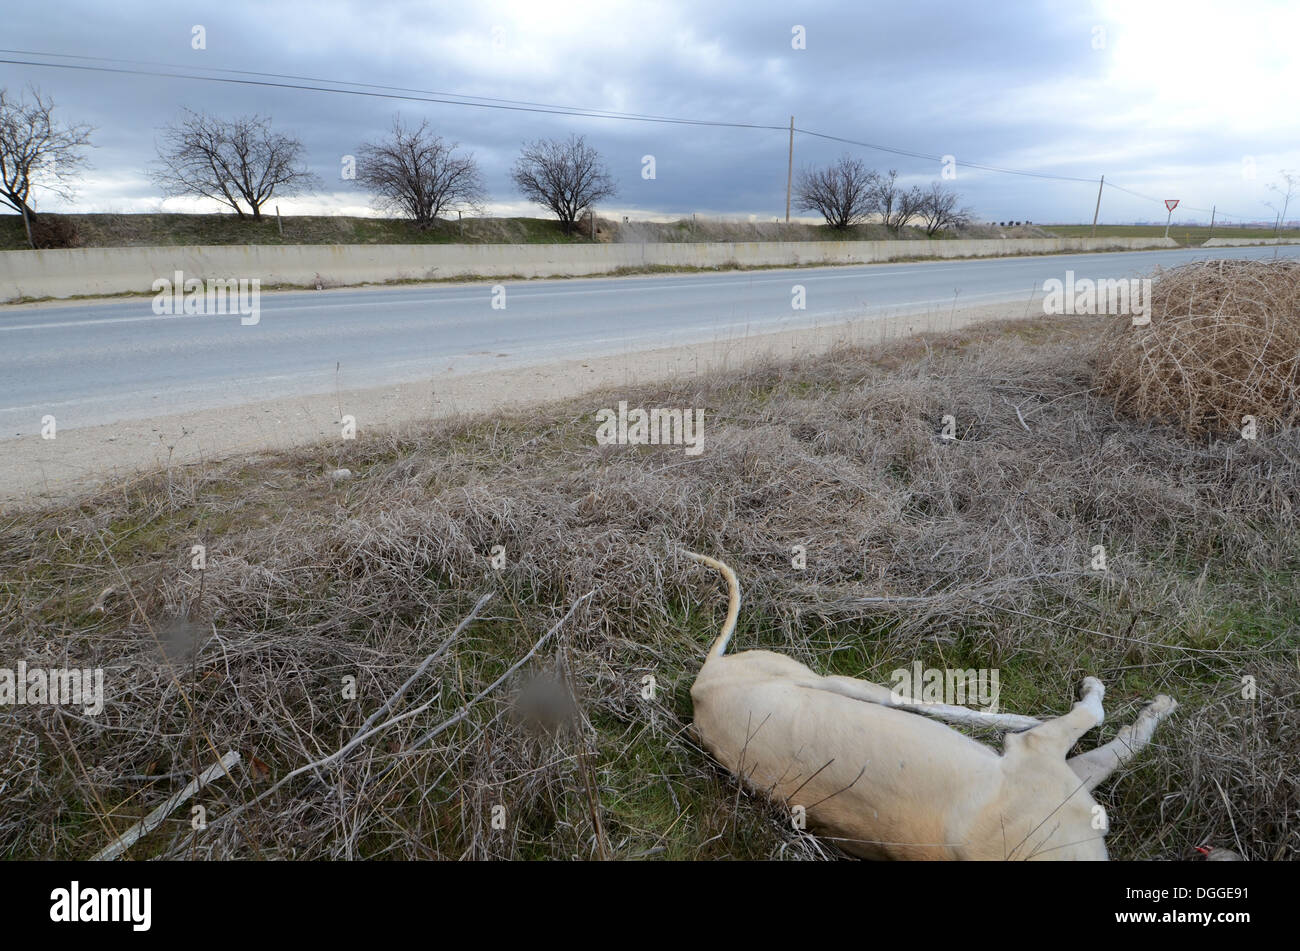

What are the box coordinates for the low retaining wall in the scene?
[1201,237,1300,247]
[0,235,1177,302]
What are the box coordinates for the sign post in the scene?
[1163,199,1179,239]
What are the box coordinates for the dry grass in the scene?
[1,313,1297,860]
[1045,224,1300,247]
[0,211,1023,251]
[1098,259,1300,437]
[601,216,1042,244]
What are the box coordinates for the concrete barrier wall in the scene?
[1201,237,1300,247]
[0,236,1177,302]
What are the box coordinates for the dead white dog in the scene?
[687,552,1176,860]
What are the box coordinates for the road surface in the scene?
[3,244,1298,436]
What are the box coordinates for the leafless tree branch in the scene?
[874,169,925,232]
[0,85,93,221]
[356,116,486,229]
[151,109,318,220]
[511,134,616,233]
[916,181,974,236]
[794,154,878,229]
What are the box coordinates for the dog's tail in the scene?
[684,551,741,659]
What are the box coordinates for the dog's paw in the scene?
[1080,676,1105,699]
[1148,694,1177,717]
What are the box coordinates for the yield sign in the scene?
[1164,199,1179,212]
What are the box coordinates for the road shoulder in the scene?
[2,299,1037,507]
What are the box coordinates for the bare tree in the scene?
[795,155,879,229]
[1268,170,1297,234]
[873,169,925,232]
[356,117,485,229]
[0,86,93,223]
[915,182,973,236]
[511,134,616,232]
[151,110,318,219]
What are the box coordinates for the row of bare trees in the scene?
[0,87,618,234]
[151,111,617,233]
[4,85,967,237]
[355,118,616,232]
[795,155,973,235]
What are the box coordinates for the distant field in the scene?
[0,212,1043,251]
[1044,223,1300,247]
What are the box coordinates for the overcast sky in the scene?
[3,0,1298,225]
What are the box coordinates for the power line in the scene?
[0,52,787,131]
[1102,180,1255,221]
[0,48,769,126]
[795,128,1098,184]
[0,48,1273,220]
[0,50,1137,186]
[799,128,1261,221]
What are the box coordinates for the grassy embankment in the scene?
[0,212,1047,251]
[1044,223,1300,247]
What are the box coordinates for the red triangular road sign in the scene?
[1165,199,1179,212]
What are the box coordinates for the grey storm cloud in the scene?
[2,0,1296,224]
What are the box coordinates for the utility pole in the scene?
[785,116,794,223]
[1208,205,1215,238]
[1090,175,1104,237]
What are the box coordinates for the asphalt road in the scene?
[3,243,1298,436]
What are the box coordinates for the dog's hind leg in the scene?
[1067,695,1177,791]
[1007,677,1106,757]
